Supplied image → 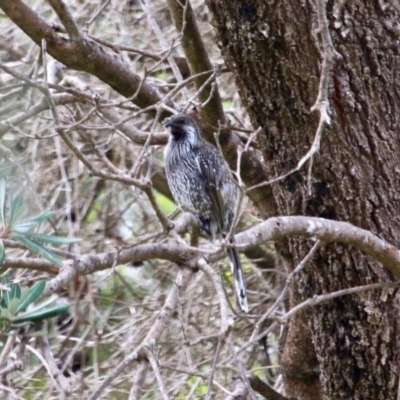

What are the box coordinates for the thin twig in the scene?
[226,338,258,400]
[197,258,230,334]
[250,241,321,343]
[0,335,16,368]
[88,268,194,400]
[225,377,248,400]
[205,340,222,400]
[144,346,170,400]
[280,282,400,323]
[141,0,188,97]
[129,362,149,400]
[217,280,400,372]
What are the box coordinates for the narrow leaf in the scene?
[0,178,5,224]
[10,283,21,301]
[15,211,54,227]
[18,232,80,246]
[13,303,70,323]
[2,284,11,307]
[0,278,10,306]
[12,235,63,267]
[0,240,5,264]
[16,281,46,313]
[0,307,12,321]
[17,294,58,316]
[9,194,25,225]
[0,298,7,308]
[8,297,20,316]
[18,287,30,304]
[9,322,29,330]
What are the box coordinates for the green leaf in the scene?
[2,284,12,307]
[1,283,21,313]
[14,211,54,230]
[19,294,58,315]
[9,322,29,330]
[18,287,30,304]
[16,281,46,313]
[0,240,5,264]
[0,278,11,289]
[0,307,12,321]
[0,178,5,224]
[8,297,20,316]
[12,235,63,267]
[0,298,7,309]
[17,232,80,246]
[0,278,11,294]
[9,283,21,301]
[9,194,25,226]
[13,303,70,323]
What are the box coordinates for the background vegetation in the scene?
[0,1,399,399]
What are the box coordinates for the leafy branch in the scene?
[0,279,69,333]
[0,178,79,266]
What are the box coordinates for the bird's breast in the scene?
[164,143,213,216]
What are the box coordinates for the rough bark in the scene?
[206,0,400,399]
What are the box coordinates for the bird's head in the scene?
[163,114,201,146]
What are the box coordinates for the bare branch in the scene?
[167,0,225,127]
[250,241,321,343]
[88,267,194,400]
[0,0,171,113]
[145,347,170,400]
[280,282,400,323]
[0,360,23,378]
[225,377,248,400]
[38,335,71,397]
[2,215,400,291]
[226,338,258,399]
[304,0,342,190]
[141,0,186,91]
[129,362,149,399]
[96,107,168,146]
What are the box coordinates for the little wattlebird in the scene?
[163,114,248,312]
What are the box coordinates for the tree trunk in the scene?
[206,0,400,398]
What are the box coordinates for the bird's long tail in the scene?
[226,241,248,312]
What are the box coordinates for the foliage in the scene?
[0,279,69,333]
[0,178,80,266]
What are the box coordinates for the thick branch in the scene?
[237,216,400,279]
[3,216,400,291]
[43,242,196,294]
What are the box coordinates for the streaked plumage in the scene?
[163,114,248,312]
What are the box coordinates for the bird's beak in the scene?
[163,119,173,128]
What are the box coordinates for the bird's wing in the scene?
[195,145,228,234]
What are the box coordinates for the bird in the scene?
[163,114,248,312]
